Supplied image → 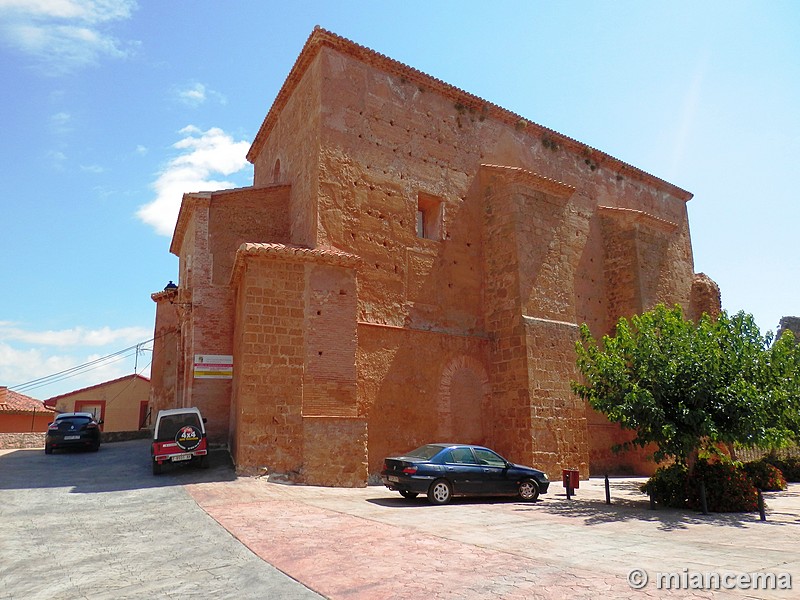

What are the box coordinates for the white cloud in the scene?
[0,0,136,23]
[81,163,104,173]
[50,110,71,132]
[0,342,138,399]
[0,324,151,347]
[176,82,227,107]
[134,144,147,155]
[137,125,251,236]
[0,321,153,397]
[47,149,67,170]
[0,0,138,72]
[178,82,207,106]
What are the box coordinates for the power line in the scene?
[9,335,163,394]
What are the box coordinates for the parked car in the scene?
[381,443,550,504]
[151,407,209,474]
[45,412,103,454]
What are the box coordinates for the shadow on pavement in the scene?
[366,494,544,508]
[0,438,237,494]
[366,477,800,532]
[512,493,797,531]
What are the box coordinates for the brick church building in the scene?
[149,28,719,486]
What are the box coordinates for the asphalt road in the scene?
[0,439,322,600]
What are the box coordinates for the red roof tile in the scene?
[0,387,53,415]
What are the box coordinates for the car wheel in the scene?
[199,455,210,469]
[427,479,453,505]
[153,461,162,475]
[399,490,418,499]
[44,444,53,455]
[91,442,100,452]
[518,478,540,501]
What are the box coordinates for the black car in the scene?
[381,443,550,505]
[45,412,102,454]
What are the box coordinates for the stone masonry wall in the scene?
[777,316,800,342]
[303,263,359,417]
[170,31,714,483]
[525,316,589,477]
[302,416,368,487]
[232,256,306,475]
[252,53,321,247]
[149,292,178,419]
[481,177,532,465]
[357,322,489,474]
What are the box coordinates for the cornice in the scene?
[230,243,361,285]
[151,288,178,303]
[480,164,575,199]
[597,205,679,233]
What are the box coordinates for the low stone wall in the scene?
[736,445,800,463]
[0,432,45,449]
[102,429,152,443]
[0,429,152,450]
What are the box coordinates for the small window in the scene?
[272,159,281,183]
[417,192,443,241]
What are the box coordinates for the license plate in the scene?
[171,454,192,462]
[388,475,399,482]
[64,435,80,440]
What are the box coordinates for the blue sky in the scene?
[1,1,798,399]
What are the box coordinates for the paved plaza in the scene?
[2,439,798,599]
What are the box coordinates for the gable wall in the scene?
[252,55,322,248]
[310,47,698,475]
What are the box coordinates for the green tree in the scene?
[573,304,800,466]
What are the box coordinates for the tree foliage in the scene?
[573,304,800,465]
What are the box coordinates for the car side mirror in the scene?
[98,420,104,425]
[202,417,207,424]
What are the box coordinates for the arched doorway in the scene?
[437,356,490,444]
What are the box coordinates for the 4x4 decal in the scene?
[175,425,202,451]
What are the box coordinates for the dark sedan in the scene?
[45,412,102,454]
[381,443,550,504]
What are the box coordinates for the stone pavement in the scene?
[187,476,800,600]
[0,441,322,600]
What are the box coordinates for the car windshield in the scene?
[55,417,91,429]
[156,413,202,442]
[405,445,445,460]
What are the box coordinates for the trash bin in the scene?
[562,468,580,490]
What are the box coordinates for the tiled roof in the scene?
[0,387,53,415]
[151,287,178,303]
[231,243,361,285]
[247,27,692,202]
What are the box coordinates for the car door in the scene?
[472,448,517,495]
[441,447,483,494]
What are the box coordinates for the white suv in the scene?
[151,407,209,474]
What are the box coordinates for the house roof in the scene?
[43,374,150,407]
[247,27,692,202]
[0,387,53,415]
